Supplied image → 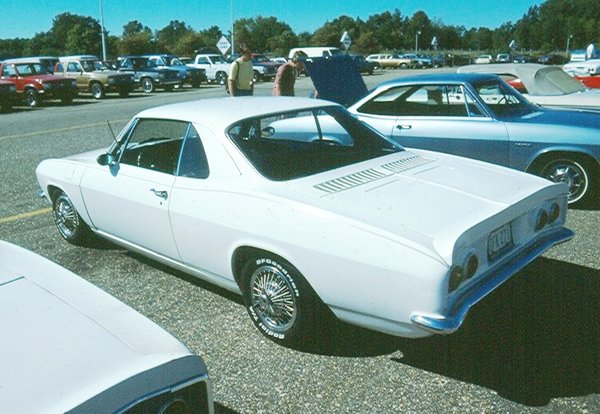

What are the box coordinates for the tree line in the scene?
[1,0,598,61]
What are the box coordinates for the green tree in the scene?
[155,20,194,52]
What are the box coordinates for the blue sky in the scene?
[1,0,544,39]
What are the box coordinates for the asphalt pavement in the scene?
[0,68,598,413]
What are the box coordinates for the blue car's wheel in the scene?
[539,156,595,206]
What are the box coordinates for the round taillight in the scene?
[535,209,548,231]
[449,266,464,292]
[465,254,479,279]
[548,203,560,223]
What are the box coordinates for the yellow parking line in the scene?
[0,119,129,141]
[0,207,52,224]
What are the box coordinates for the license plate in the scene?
[488,223,513,261]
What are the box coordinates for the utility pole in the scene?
[99,0,107,61]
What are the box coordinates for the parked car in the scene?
[348,72,600,206]
[349,54,376,75]
[513,55,534,63]
[144,54,207,88]
[270,56,288,65]
[538,53,567,65]
[187,53,231,85]
[116,56,180,93]
[496,53,511,63]
[288,47,342,59]
[251,53,280,82]
[457,63,600,111]
[563,59,600,76]
[0,58,78,107]
[56,55,134,99]
[0,240,214,413]
[365,54,415,69]
[401,53,431,68]
[0,79,17,112]
[474,54,494,64]
[36,97,573,346]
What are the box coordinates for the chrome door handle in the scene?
[395,124,412,130]
[150,188,168,200]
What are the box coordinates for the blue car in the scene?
[348,73,600,206]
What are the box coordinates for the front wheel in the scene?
[90,83,105,99]
[52,192,92,245]
[253,71,261,83]
[25,88,40,107]
[241,255,328,346]
[537,156,596,206]
[141,77,155,93]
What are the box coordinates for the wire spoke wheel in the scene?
[250,265,297,333]
[54,194,80,239]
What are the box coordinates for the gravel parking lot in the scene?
[0,68,598,413]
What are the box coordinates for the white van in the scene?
[288,47,343,59]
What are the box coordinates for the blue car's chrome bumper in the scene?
[411,227,575,334]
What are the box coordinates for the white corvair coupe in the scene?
[36,97,574,346]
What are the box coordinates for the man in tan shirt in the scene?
[228,44,254,96]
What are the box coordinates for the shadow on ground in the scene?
[300,257,599,406]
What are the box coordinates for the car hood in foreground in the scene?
[287,150,564,264]
[0,241,202,413]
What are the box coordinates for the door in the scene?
[80,118,190,259]
[358,83,511,166]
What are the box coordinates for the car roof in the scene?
[375,72,500,88]
[59,55,99,61]
[2,56,58,64]
[136,97,341,128]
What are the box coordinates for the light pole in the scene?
[565,34,573,59]
[99,0,107,61]
[415,31,421,54]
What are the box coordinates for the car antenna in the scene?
[106,120,118,145]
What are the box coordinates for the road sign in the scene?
[431,36,438,50]
[217,36,231,55]
[340,31,351,50]
[509,39,517,50]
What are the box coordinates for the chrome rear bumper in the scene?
[411,227,574,334]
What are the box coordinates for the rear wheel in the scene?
[253,71,260,83]
[240,255,329,346]
[52,191,92,245]
[216,72,227,85]
[536,155,596,206]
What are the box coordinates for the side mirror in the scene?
[97,153,115,166]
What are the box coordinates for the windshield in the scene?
[168,57,184,66]
[81,60,108,72]
[227,106,403,181]
[131,58,150,70]
[472,79,535,117]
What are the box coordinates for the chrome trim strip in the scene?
[411,227,574,334]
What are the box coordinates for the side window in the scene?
[67,62,81,72]
[176,125,210,179]
[119,119,188,175]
